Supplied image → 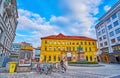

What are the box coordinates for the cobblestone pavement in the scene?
[0,63,120,78]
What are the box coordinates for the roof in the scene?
[41,33,97,41]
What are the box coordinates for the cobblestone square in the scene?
[0,64,120,78]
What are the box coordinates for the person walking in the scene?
[60,60,66,73]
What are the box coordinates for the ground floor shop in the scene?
[100,52,120,63]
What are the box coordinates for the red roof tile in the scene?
[41,33,97,41]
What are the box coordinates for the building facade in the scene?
[0,0,18,57]
[40,33,97,63]
[95,1,120,63]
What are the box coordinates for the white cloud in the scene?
[16,0,102,47]
[104,5,111,12]
[16,33,27,37]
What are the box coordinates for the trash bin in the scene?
[9,62,17,73]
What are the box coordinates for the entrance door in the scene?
[115,56,120,63]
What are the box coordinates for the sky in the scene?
[15,0,119,47]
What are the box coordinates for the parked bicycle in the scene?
[36,63,52,75]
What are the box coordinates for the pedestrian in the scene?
[60,60,66,73]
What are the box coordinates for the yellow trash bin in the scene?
[9,62,17,73]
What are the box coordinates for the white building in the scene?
[95,1,120,63]
[0,0,18,57]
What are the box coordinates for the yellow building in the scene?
[40,33,97,63]
[20,42,33,51]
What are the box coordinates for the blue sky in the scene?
[15,0,119,47]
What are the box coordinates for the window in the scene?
[113,21,119,27]
[48,56,51,61]
[92,42,94,45]
[49,47,52,51]
[45,40,47,44]
[98,31,101,36]
[108,25,112,30]
[115,28,120,34]
[62,47,65,51]
[0,28,3,38]
[89,47,91,51]
[66,47,68,51]
[112,13,117,19]
[76,42,79,45]
[111,39,115,44]
[84,42,87,45]
[81,42,83,45]
[103,35,107,39]
[104,41,108,46]
[58,41,60,44]
[117,36,120,42]
[0,0,2,5]
[89,42,90,45]
[109,31,114,37]
[99,37,102,41]
[72,42,75,45]
[100,43,103,47]
[90,56,92,61]
[50,41,52,44]
[73,47,75,51]
[44,56,46,62]
[58,47,60,51]
[54,41,56,44]
[54,56,56,61]
[58,56,60,61]
[45,47,47,51]
[106,18,111,23]
[85,47,87,52]
[102,29,105,34]
[54,47,56,51]
[86,56,88,61]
